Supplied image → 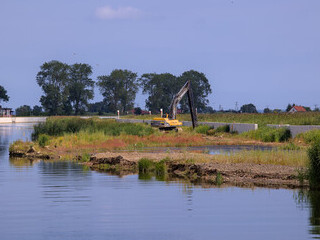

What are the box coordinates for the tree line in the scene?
[19,60,212,116]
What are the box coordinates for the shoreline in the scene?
[10,148,308,189]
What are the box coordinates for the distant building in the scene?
[289,105,307,113]
[0,106,13,117]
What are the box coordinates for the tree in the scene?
[139,73,179,114]
[97,69,138,114]
[304,106,312,112]
[36,60,69,115]
[240,103,258,113]
[263,108,272,113]
[16,105,32,116]
[178,70,212,113]
[0,85,9,103]
[68,63,94,115]
[32,105,43,116]
[87,101,108,115]
[134,107,142,115]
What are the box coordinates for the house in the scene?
[289,105,307,113]
[0,106,13,117]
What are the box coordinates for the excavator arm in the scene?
[168,81,198,128]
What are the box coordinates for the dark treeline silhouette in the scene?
[15,60,213,116]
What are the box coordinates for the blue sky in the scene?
[0,0,319,111]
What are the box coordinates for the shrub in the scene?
[242,127,291,142]
[297,130,320,144]
[207,125,231,136]
[38,134,50,147]
[32,117,155,140]
[138,158,154,173]
[195,125,211,134]
[308,141,320,189]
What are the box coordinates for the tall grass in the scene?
[308,142,320,189]
[32,117,154,140]
[242,127,291,142]
[124,112,320,126]
[297,130,320,144]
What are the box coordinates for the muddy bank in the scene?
[84,152,308,189]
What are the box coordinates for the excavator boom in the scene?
[151,80,198,130]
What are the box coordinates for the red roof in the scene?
[292,106,306,112]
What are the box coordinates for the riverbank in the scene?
[9,143,308,189]
[8,117,313,189]
[86,152,307,189]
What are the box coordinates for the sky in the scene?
[0,0,319,111]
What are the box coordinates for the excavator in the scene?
[151,80,198,130]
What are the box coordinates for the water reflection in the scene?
[295,190,320,238]
[9,157,40,168]
[38,161,92,204]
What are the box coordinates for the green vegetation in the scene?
[138,158,167,179]
[0,85,9,103]
[195,125,211,134]
[97,69,138,114]
[37,61,94,115]
[126,112,320,126]
[242,127,291,142]
[139,70,211,113]
[308,142,320,189]
[297,130,320,144]
[215,172,223,185]
[279,143,302,151]
[38,134,50,147]
[207,125,231,135]
[32,117,154,140]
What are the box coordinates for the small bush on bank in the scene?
[138,158,154,173]
[207,125,231,136]
[195,125,211,134]
[242,127,291,142]
[38,134,50,147]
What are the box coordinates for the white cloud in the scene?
[95,6,142,20]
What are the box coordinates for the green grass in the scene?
[38,134,50,147]
[241,126,291,142]
[297,129,320,144]
[123,112,320,126]
[32,117,155,140]
[308,142,320,189]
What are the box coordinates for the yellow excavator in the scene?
[151,80,198,130]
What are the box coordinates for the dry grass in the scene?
[176,150,308,167]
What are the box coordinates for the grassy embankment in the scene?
[123,112,320,126]
[10,116,320,169]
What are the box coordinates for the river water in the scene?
[0,123,319,240]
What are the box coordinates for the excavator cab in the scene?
[151,80,198,130]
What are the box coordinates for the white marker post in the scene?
[117,110,120,119]
[149,111,151,115]
[160,109,163,118]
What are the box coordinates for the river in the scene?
[0,123,319,240]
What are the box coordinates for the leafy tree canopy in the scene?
[139,73,178,114]
[68,63,94,115]
[97,69,138,114]
[178,70,212,113]
[0,85,9,103]
[139,70,212,114]
[16,105,32,116]
[36,60,69,115]
[240,103,258,113]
